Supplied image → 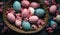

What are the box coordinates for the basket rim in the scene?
[3,0,49,34]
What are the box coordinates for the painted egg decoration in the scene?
[13,1,21,11]
[49,5,57,13]
[7,13,15,23]
[29,16,39,23]
[21,0,30,7]
[22,21,31,31]
[49,20,57,28]
[21,9,30,18]
[15,19,22,27]
[28,7,35,15]
[30,2,40,8]
[35,8,45,17]
[56,15,60,23]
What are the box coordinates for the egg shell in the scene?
[44,0,49,5]
[21,9,30,18]
[28,7,35,15]
[29,16,39,23]
[30,2,40,8]
[49,5,57,13]
[50,20,57,28]
[22,21,31,31]
[7,13,15,23]
[15,19,22,27]
[13,1,21,11]
[56,15,60,23]
[21,0,30,7]
[35,8,45,17]
[31,25,37,30]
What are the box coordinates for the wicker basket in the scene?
[3,0,49,34]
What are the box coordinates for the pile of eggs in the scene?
[6,0,46,31]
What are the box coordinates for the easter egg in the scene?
[28,7,35,15]
[29,16,39,23]
[15,19,22,27]
[7,13,15,23]
[21,9,30,18]
[50,20,57,29]
[21,0,30,7]
[49,5,57,13]
[56,15,60,23]
[35,8,45,17]
[13,1,21,11]
[22,21,31,31]
[30,2,40,8]
[58,7,60,12]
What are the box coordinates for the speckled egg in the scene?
[13,1,21,11]
[28,7,35,15]
[7,13,15,23]
[56,15,60,23]
[30,2,40,8]
[15,19,22,27]
[29,16,39,23]
[22,21,31,31]
[21,0,30,7]
[35,8,45,17]
[50,20,57,28]
[21,9,30,18]
[49,5,57,13]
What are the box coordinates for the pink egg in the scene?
[32,25,37,30]
[30,2,40,8]
[15,19,22,27]
[21,9,30,18]
[29,16,39,23]
[21,0,30,7]
[44,0,49,5]
[49,5,57,13]
[7,13,15,23]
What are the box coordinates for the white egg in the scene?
[29,7,35,15]
[56,15,60,23]
[7,13,15,23]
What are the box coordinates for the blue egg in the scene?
[35,8,45,17]
[22,21,31,31]
[13,1,21,11]
[50,20,57,26]
[58,7,60,12]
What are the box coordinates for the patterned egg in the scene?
[15,19,22,27]
[7,13,15,23]
[49,5,57,13]
[30,2,40,8]
[56,15,60,23]
[35,8,45,17]
[22,21,31,31]
[13,1,21,11]
[21,9,30,18]
[28,7,35,15]
[21,0,30,7]
[50,20,57,26]
[29,16,39,23]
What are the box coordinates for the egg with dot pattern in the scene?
[22,21,31,31]
[35,8,45,17]
[13,1,21,11]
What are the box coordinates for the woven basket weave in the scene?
[3,0,49,34]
